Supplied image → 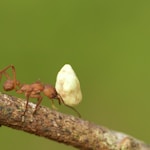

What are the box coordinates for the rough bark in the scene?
[0,92,149,150]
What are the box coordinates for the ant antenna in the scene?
[57,94,81,118]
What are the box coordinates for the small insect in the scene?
[55,64,82,110]
[0,65,81,117]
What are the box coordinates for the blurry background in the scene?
[0,0,150,149]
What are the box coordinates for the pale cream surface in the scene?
[55,64,82,106]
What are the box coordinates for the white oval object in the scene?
[55,64,82,106]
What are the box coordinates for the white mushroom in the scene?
[55,64,82,106]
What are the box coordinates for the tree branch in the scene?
[0,92,149,150]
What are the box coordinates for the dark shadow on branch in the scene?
[0,93,149,150]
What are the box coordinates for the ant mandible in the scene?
[0,65,81,117]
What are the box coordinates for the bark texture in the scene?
[0,92,149,150]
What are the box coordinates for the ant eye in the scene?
[55,64,82,106]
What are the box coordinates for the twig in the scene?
[0,92,149,150]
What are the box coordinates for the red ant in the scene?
[0,65,81,117]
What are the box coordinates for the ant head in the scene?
[3,80,15,91]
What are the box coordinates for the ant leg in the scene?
[57,94,81,118]
[57,97,61,105]
[33,96,43,114]
[11,65,17,89]
[20,95,30,122]
[21,94,30,122]
[0,73,2,80]
[51,99,58,110]
[22,94,30,116]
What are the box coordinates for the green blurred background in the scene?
[0,0,150,149]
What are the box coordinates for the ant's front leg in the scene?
[51,99,58,110]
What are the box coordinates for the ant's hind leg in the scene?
[51,99,58,110]
[57,94,81,118]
